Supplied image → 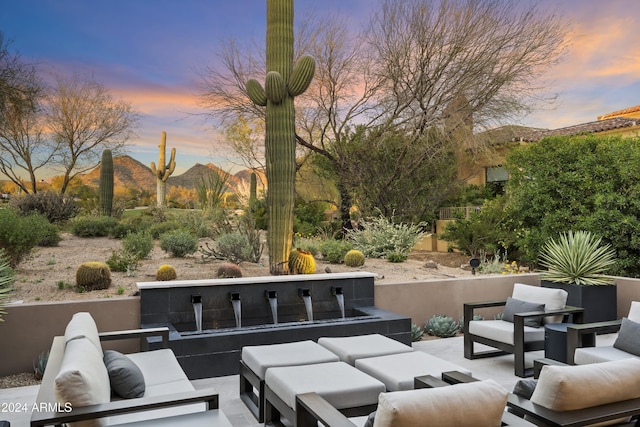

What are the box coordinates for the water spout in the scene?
[299,288,313,321]
[191,294,202,332]
[230,292,241,328]
[331,286,345,319]
[265,290,278,324]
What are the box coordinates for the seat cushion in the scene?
[265,361,385,410]
[241,340,339,379]
[531,358,640,411]
[354,351,472,391]
[373,379,508,427]
[54,337,110,427]
[318,334,413,365]
[628,301,640,322]
[574,345,640,365]
[64,312,103,356]
[468,319,545,345]
[512,283,567,324]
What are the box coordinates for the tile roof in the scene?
[513,117,640,142]
[597,105,640,120]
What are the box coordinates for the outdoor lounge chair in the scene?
[463,283,584,377]
[295,371,537,427]
[567,301,640,365]
[507,358,640,426]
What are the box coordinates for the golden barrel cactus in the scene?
[288,248,316,274]
[76,262,111,291]
[155,264,177,281]
[344,249,365,267]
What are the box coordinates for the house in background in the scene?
[425,105,640,252]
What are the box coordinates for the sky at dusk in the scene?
[1,0,640,179]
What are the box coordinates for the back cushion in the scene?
[55,337,110,427]
[512,283,567,324]
[627,301,640,323]
[531,358,640,411]
[64,312,102,356]
[373,379,507,427]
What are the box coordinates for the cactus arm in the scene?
[288,55,316,96]
[247,79,267,106]
[150,162,157,176]
[265,71,286,103]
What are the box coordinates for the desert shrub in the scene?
[142,206,173,223]
[71,216,119,237]
[319,239,353,264]
[0,209,50,266]
[37,221,61,247]
[294,198,327,237]
[110,217,152,238]
[216,262,242,278]
[159,229,198,257]
[212,231,254,264]
[148,221,181,239]
[76,262,111,291]
[386,251,408,263]
[10,191,79,223]
[156,264,177,281]
[122,231,154,260]
[181,210,213,238]
[106,249,138,273]
[347,215,424,259]
[294,237,320,256]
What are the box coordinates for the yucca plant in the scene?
[538,230,616,286]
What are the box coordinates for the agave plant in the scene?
[0,250,15,322]
[410,323,424,342]
[424,315,459,338]
[538,230,616,286]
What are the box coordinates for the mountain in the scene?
[80,155,156,192]
[168,163,241,191]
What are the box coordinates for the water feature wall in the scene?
[138,272,411,379]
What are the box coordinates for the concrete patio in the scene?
[0,333,617,426]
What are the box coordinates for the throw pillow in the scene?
[103,350,145,399]
[502,297,545,328]
[363,410,376,427]
[613,317,640,356]
[512,379,538,400]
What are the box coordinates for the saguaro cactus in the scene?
[246,0,315,275]
[99,149,113,216]
[249,171,257,208]
[150,131,176,207]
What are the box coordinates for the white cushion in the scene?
[574,346,640,365]
[531,358,640,411]
[373,379,508,427]
[241,340,339,379]
[512,283,567,324]
[54,337,110,427]
[265,361,385,410]
[627,301,640,322]
[318,334,413,365]
[64,312,103,356]
[468,319,545,345]
[355,351,472,391]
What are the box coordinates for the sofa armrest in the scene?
[507,393,640,427]
[296,393,357,427]
[566,320,621,365]
[464,300,507,330]
[99,327,170,349]
[31,387,219,427]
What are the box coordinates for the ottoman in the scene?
[239,340,339,422]
[355,351,473,391]
[264,361,385,426]
[318,333,413,365]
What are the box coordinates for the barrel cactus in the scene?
[99,149,113,217]
[246,0,315,274]
[155,264,177,281]
[344,249,365,267]
[216,262,243,278]
[76,262,111,291]
[288,248,316,274]
[424,315,460,338]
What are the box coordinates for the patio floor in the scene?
[0,334,617,426]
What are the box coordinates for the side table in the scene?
[544,323,572,363]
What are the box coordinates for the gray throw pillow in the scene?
[363,411,376,427]
[512,379,538,399]
[613,317,640,356]
[103,350,145,398]
[503,297,545,328]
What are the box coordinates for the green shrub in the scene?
[148,221,181,239]
[122,231,154,260]
[386,251,407,263]
[37,222,61,247]
[0,209,50,266]
[71,216,119,237]
[10,191,79,223]
[347,215,423,259]
[159,229,198,257]
[110,217,152,238]
[106,249,138,273]
[294,237,320,256]
[294,198,327,237]
[319,239,353,264]
[212,231,255,264]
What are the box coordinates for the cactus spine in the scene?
[150,131,176,207]
[246,0,315,274]
[99,149,114,216]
